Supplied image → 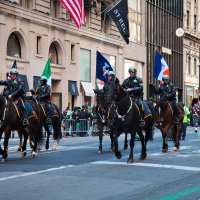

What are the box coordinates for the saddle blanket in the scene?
[24,102,35,116]
[142,101,152,118]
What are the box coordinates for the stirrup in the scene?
[23,119,29,126]
[139,119,145,128]
[46,118,52,124]
[174,118,179,124]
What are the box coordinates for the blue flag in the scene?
[96,51,113,83]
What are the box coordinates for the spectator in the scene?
[180,102,190,140]
[62,107,72,137]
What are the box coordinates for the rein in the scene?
[116,96,132,119]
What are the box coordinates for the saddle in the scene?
[134,100,152,119]
[39,102,59,118]
[12,101,37,119]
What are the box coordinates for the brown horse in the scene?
[154,100,184,152]
[0,95,44,162]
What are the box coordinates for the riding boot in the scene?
[137,99,145,128]
[19,99,29,127]
[45,103,52,124]
[172,101,180,124]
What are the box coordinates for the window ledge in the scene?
[35,54,43,58]
[5,56,29,63]
[51,64,65,69]
[70,60,76,64]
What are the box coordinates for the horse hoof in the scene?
[115,152,122,159]
[52,147,56,151]
[45,145,49,150]
[98,150,102,154]
[31,151,37,159]
[162,149,168,153]
[127,158,133,163]
[124,145,128,150]
[173,147,178,151]
[17,147,21,152]
[140,154,147,160]
[22,151,26,157]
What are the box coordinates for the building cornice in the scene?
[184,33,200,44]
[0,1,124,48]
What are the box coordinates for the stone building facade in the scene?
[0,0,146,111]
[183,0,200,107]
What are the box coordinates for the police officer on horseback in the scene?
[154,75,180,124]
[122,66,145,127]
[0,68,29,126]
[32,76,51,124]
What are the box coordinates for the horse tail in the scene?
[26,99,45,146]
[51,103,62,140]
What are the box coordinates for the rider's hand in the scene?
[8,95,12,99]
[126,88,132,92]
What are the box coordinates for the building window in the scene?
[124,59,143,79]
[7,33,21,58]
[50,0,61,18]
[128,0,141,43]
[194,58,197,75]
[194,15,197,31]
[187,10,190,28]
[71,44,75,61]
[188,56,191,74]
[19,0,30,9]
[101,2,110,33]
[102,53,116,72]
[80,49,91,82]
[36,36,42,55]
[49,43,58,64]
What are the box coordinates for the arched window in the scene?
[49,43,58,64]
[7,33,21,58]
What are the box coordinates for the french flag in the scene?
[154,50,170,81]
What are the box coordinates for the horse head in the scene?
[94,89,106,112]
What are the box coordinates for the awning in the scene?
[81,81,95,97]
[68,80,79,96]
[18,74,29,92]
[97,83,104,90]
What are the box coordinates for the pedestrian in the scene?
[180,102,190,140]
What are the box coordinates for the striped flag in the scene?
[59,0,86,29]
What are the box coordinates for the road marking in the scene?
[0,166,73,182]
[161,185,200,200]
[92,161,200,172]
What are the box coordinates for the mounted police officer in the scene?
[122,66,145,127]
[154,75,180,124]
[31,76,51,124]
[103,71,116,99]
[0,68,29,126]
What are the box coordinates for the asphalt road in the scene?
[0,126,200,200]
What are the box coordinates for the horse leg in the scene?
[113,133,122,159]
[1,130,11,162]
[109,129,114,152]
[124,132,128,150]
[173,125,181,151]
[21,131,28,157]
[127,131,135,163]
[138,130,147,160]
[162,129,168,153]
[18,132,23,151]
[98,124,103,154]
[45,125,51,150]
[52,120,61,151]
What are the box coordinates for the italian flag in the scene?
[42,58,51,87]
[42,58,52,100]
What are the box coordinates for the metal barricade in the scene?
[62,119,92,137]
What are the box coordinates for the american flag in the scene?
[59,0,86,29]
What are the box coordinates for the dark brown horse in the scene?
[104,79,154,163]
[94,89,114,154]
[0,95,44,162]
[154,100,184,152]
[37,101,62,150]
